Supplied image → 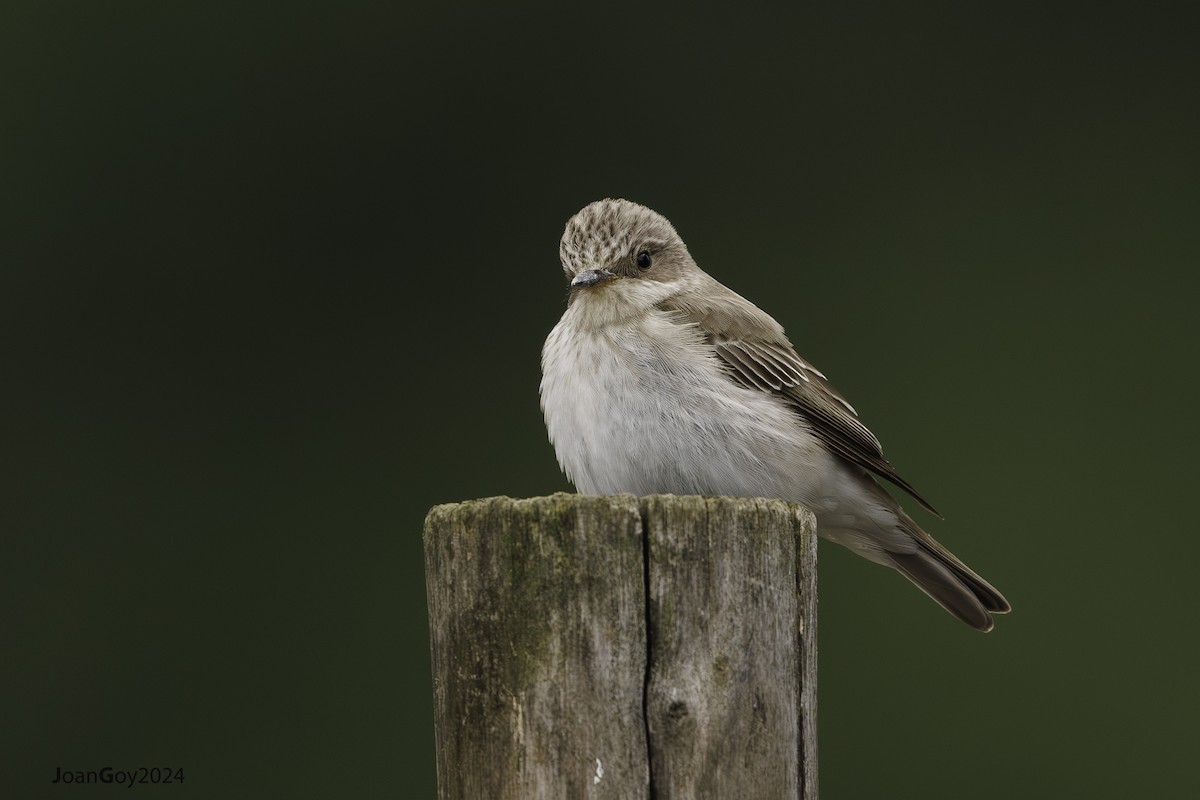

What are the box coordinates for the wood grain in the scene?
[424,493,817,799]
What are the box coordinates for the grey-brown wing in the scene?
[711,338,939,515]
[659,286,938,515]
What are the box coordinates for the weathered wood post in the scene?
[423,493,817,800]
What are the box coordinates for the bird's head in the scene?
[558,199,700,317]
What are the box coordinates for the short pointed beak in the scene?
[571,268,616,287]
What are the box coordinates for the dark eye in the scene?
[635,250,653,270]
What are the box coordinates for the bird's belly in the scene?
[542,326,834,503]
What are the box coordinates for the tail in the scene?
[820,473,1010,631]
[887,529,1011,632]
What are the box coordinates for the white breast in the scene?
[540,306,834,503]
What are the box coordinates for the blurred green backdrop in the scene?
[4,2,1198,797]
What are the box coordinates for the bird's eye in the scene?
[636,250,653,270]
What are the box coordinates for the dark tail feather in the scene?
[857,476,1010,630]
[889,546,1010,632]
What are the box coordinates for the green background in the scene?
[5,2,1197,797]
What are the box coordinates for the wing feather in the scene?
[659,283,940,516]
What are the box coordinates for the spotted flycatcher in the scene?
[540,198,1009,631]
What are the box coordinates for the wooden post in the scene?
[423,493,818,800]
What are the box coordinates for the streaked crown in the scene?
[559,198,681,278]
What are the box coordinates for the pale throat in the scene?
[567,277,686,330]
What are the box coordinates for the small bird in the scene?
[540,198,1010,631]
